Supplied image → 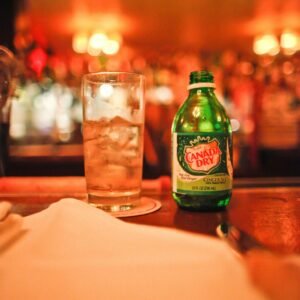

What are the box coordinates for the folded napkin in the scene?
[0,199,264,300]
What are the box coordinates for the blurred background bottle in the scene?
[1,1,299,178]
[0,46,15,176]
[172,71,233,211]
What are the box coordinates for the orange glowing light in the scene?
[89,32,108,50]
[253,34,279,56]
[72,32,89,54]
[102,40,120,55]
[280,31,299,50]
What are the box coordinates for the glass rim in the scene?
[83,71,145,84]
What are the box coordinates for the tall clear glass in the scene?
[81,72,145,212]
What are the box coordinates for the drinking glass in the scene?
[81,72,145,212]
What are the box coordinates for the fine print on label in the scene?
[172,133,232,194]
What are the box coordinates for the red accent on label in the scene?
[184,140,222,173]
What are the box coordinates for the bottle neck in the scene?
[188,87,216,97]
[187,82,215,90]
[188,82,216,95]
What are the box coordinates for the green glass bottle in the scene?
[171,70,233,211]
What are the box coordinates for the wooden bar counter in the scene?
[0,176,299,254]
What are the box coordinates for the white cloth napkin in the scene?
[0,198,264,300]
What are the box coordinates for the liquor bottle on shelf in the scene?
[171,70,233,211]
[0,46,14,176]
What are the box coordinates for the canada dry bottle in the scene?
[171,71,233,210]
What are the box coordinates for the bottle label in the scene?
[172,133,233,194]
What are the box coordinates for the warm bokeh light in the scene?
[102,40,120,55]
[282,61,294,75]
[72,32,89,54]
[89,32,107,50]
[280,31,299,50]
[72,31,121,56]
[253,34,280,56]
[230,119,240,132]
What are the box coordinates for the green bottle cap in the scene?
[188,71,215,90]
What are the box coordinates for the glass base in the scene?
[87,193,140,212]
